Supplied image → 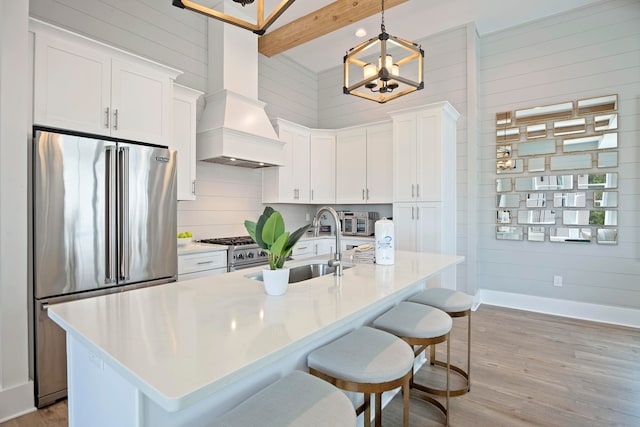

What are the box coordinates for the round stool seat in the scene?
[408,288,473,313]
[373,302,452,339]
[308,326,414,384]
[212,371,356,427]
[308,326,415,427]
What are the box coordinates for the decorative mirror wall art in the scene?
[494,94,619,244]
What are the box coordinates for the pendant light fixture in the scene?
[173,0,296,35]
[343,0,424,104]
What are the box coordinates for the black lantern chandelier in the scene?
[343,0,424,104]
[173,0,295,35]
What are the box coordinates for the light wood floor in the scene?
[3,305,639,427]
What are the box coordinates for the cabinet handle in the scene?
[411,206,414,220]
[196,261,214,265]
[366,189,370,200]
[416,206,420,220]
[362,189,365,200]
[104,107,110,128]
[411,184,415,198]
[192,180,196,195]
[416,184,420,198]
[113,109,119,130]
[311,189,314,201]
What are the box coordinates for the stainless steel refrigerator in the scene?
[32,127,178,407]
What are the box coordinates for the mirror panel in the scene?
[563,210,618,226]
[497,159,524,174]
[526,193,546,208]
[577,94,617,115]
[496,112,512,127]
[496,178,512,192]
[528,157,545,172]
[550,227,592,243]
[554,118,586,136]
[496,226,524,241]
[497,210,512,224]
[526,123,547,139]
[596,228,618,245]
[515,175,573,191]
[593,191,618,207]
[594,113,618,131]
[515,102,573,123]
[528,226,545,242]
[553,192,586,208]
[598,151,618,168]
[497,145,512,159]
[497,194,520,208]
[518,139,556,156]
[550,153,592,170]
[518,210,556,225]
[496,127,520,142]
[577,173,618,189]
[563,133,617,152]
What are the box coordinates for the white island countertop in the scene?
[48,250,463,422]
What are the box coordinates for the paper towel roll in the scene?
[375,218,394,265]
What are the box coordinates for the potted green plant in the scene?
[245,207,310,295]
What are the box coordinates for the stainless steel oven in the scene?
[199,236,269,271]
[339,211,379,236]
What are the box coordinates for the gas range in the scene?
[199,236,268,271]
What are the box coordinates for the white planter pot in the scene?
[262,268,290,296]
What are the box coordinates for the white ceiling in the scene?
[257,0,603,72]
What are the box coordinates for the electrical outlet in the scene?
[553,275,563,287]
[305,213,310,221]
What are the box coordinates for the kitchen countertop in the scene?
[177,242,227,255]
[48,251,463,414]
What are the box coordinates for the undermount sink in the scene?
[246,262,352,284]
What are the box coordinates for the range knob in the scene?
[237,253,245,260]
[259,250,267,257]
[247,252,255,259]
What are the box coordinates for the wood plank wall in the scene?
[477,0,640,309]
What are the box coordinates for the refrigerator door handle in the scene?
[118,147,130,281]
[105,146,117,284]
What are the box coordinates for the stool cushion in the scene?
[373,302,452,339]
[211,371,356,427]
[409,288,473,312]
[308,326,414,384]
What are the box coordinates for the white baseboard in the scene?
[476,289,640,329]
[0,381,35,423]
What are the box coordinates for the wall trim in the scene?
[0,381,35,423]
[475,289,640,329]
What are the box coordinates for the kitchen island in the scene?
[48,251,463,427]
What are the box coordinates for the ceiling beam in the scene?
[258,0,408,57]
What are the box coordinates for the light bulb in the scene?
[363,63,378,89]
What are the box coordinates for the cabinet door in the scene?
[292,130,311,203]
[416,202,442,253]
[33,34,111,136]
[392,203,417,252]
[392,113,418,202]
[366,123,393,203]
[111,59,172,145]
[172,85,202,201]
[310,132,336,204]
[336,128,367,203]
[416,109,442,201]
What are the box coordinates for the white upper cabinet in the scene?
[391,102,460,202]
[309,130,336,204]
[336,122,393,204]
[262,119,310,204]
[172,84,203,201]
[31,20,181,145]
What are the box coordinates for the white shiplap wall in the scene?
[317,26,472,293]
[477,0,640,309]
[29,0,207,91]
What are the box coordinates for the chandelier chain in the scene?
[381,0,386,33]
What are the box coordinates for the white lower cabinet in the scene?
[177,250,227,281]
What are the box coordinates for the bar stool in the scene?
[373,302,452,425]
[211,371,356,427]
[408,288,473,396]
[307,326,414,427]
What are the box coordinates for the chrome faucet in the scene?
[313,207,343,276]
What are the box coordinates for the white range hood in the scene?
[196,3,283,168]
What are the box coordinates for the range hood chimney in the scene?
[196,2,283,168]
